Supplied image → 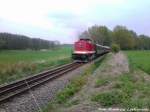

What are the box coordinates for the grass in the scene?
[0,47,72,85]
[92,73,150,108]
[56,75,87,104]
[91,90,123,107]
[125,50,150,74]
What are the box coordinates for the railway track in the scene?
[0,62,82,104]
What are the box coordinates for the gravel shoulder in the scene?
[0,62,93,112]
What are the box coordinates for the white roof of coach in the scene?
[96,44,110,49]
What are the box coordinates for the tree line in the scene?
[0,33,60,50]
[79,25,150,50]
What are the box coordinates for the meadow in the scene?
[125,50,150,74]
[0,47,72,85]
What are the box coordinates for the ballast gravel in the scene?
[0,62,92,112]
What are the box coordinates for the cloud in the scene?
[0,0,150,43]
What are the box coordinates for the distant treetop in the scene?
[0,32,60,50]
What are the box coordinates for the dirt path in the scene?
[105,51,129,75]
[57,52,130,112]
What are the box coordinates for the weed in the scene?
[95,78,109,87]
[64,99,80,107]
[91,90,123,107]
[117,74,135,97]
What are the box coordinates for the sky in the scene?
[0,0,150,43]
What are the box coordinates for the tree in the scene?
[78,25,150,50]
[112,25,136,50]
[138,35,150,50]
[0,40,5,50]
[86,25,112,45]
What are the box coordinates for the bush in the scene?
[111,44,120,53]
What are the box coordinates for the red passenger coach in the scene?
[72,39,96,61]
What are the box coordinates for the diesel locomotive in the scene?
[72,38,110,62]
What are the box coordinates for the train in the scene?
[72,38,110,62]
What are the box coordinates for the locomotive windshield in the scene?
[79,38,92,43]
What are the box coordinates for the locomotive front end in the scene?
[72,39,96,62]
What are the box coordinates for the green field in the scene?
[125,51,150,74]
[0,47,72,85]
